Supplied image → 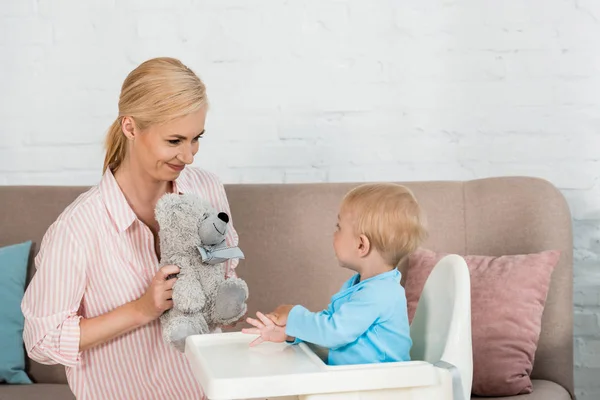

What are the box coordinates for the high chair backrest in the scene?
[409,254,472,399]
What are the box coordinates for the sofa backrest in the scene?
[0,176,573,396]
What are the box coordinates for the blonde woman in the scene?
[21,57,241,400]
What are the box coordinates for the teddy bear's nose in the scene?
[217,212,229,223]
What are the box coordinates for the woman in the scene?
[21,57,241,400]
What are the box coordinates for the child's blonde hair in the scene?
[103,57,208,173]
[341,183,427,267]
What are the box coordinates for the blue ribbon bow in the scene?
[197,245,245,264]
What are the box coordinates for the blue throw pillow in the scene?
[0,240,33,384]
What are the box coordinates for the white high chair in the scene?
[185,254,473,400]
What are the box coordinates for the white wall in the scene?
[1,0,599,397]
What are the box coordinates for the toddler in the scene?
[242,183,427,366]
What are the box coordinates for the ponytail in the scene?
[103,118,127,173]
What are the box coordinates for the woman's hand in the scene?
[242,311,288,347]
[79,264,180,352]
[133,264,180,324]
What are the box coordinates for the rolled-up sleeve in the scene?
[21,220,86,367]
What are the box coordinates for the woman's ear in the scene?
[357,234,371,257]
[121,116,136,140]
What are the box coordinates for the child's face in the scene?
[333,209,360,271]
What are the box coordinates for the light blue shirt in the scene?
[285,268,412,366]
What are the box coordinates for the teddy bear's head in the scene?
[155,193,230,257]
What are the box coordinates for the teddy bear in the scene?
[155,192,249,352]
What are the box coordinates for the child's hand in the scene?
[242,311,288,347]
[266,304,294,326]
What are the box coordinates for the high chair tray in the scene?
[185,332,439,400]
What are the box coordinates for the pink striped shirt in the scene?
[21,167,239,400]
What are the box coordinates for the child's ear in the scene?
[357,234,371,257]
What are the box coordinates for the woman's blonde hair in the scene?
[103,57,208,173]
[341,183,428,267]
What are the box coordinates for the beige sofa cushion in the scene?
[471,379,571,400]
[406,248,560,397]
[0,383,75,400]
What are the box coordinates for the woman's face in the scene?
[125,107,207,182]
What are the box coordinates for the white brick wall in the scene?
[1,0,599,397]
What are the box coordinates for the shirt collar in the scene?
[334,268,401,301]
[99,168,192,233]
[352,268,401,286]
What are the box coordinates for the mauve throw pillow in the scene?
[405,248,560,397]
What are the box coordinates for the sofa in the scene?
[0,176,574,400]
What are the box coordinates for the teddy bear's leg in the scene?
[161,308,209,352]
[171,270,206,314]
[213,278,249,326]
